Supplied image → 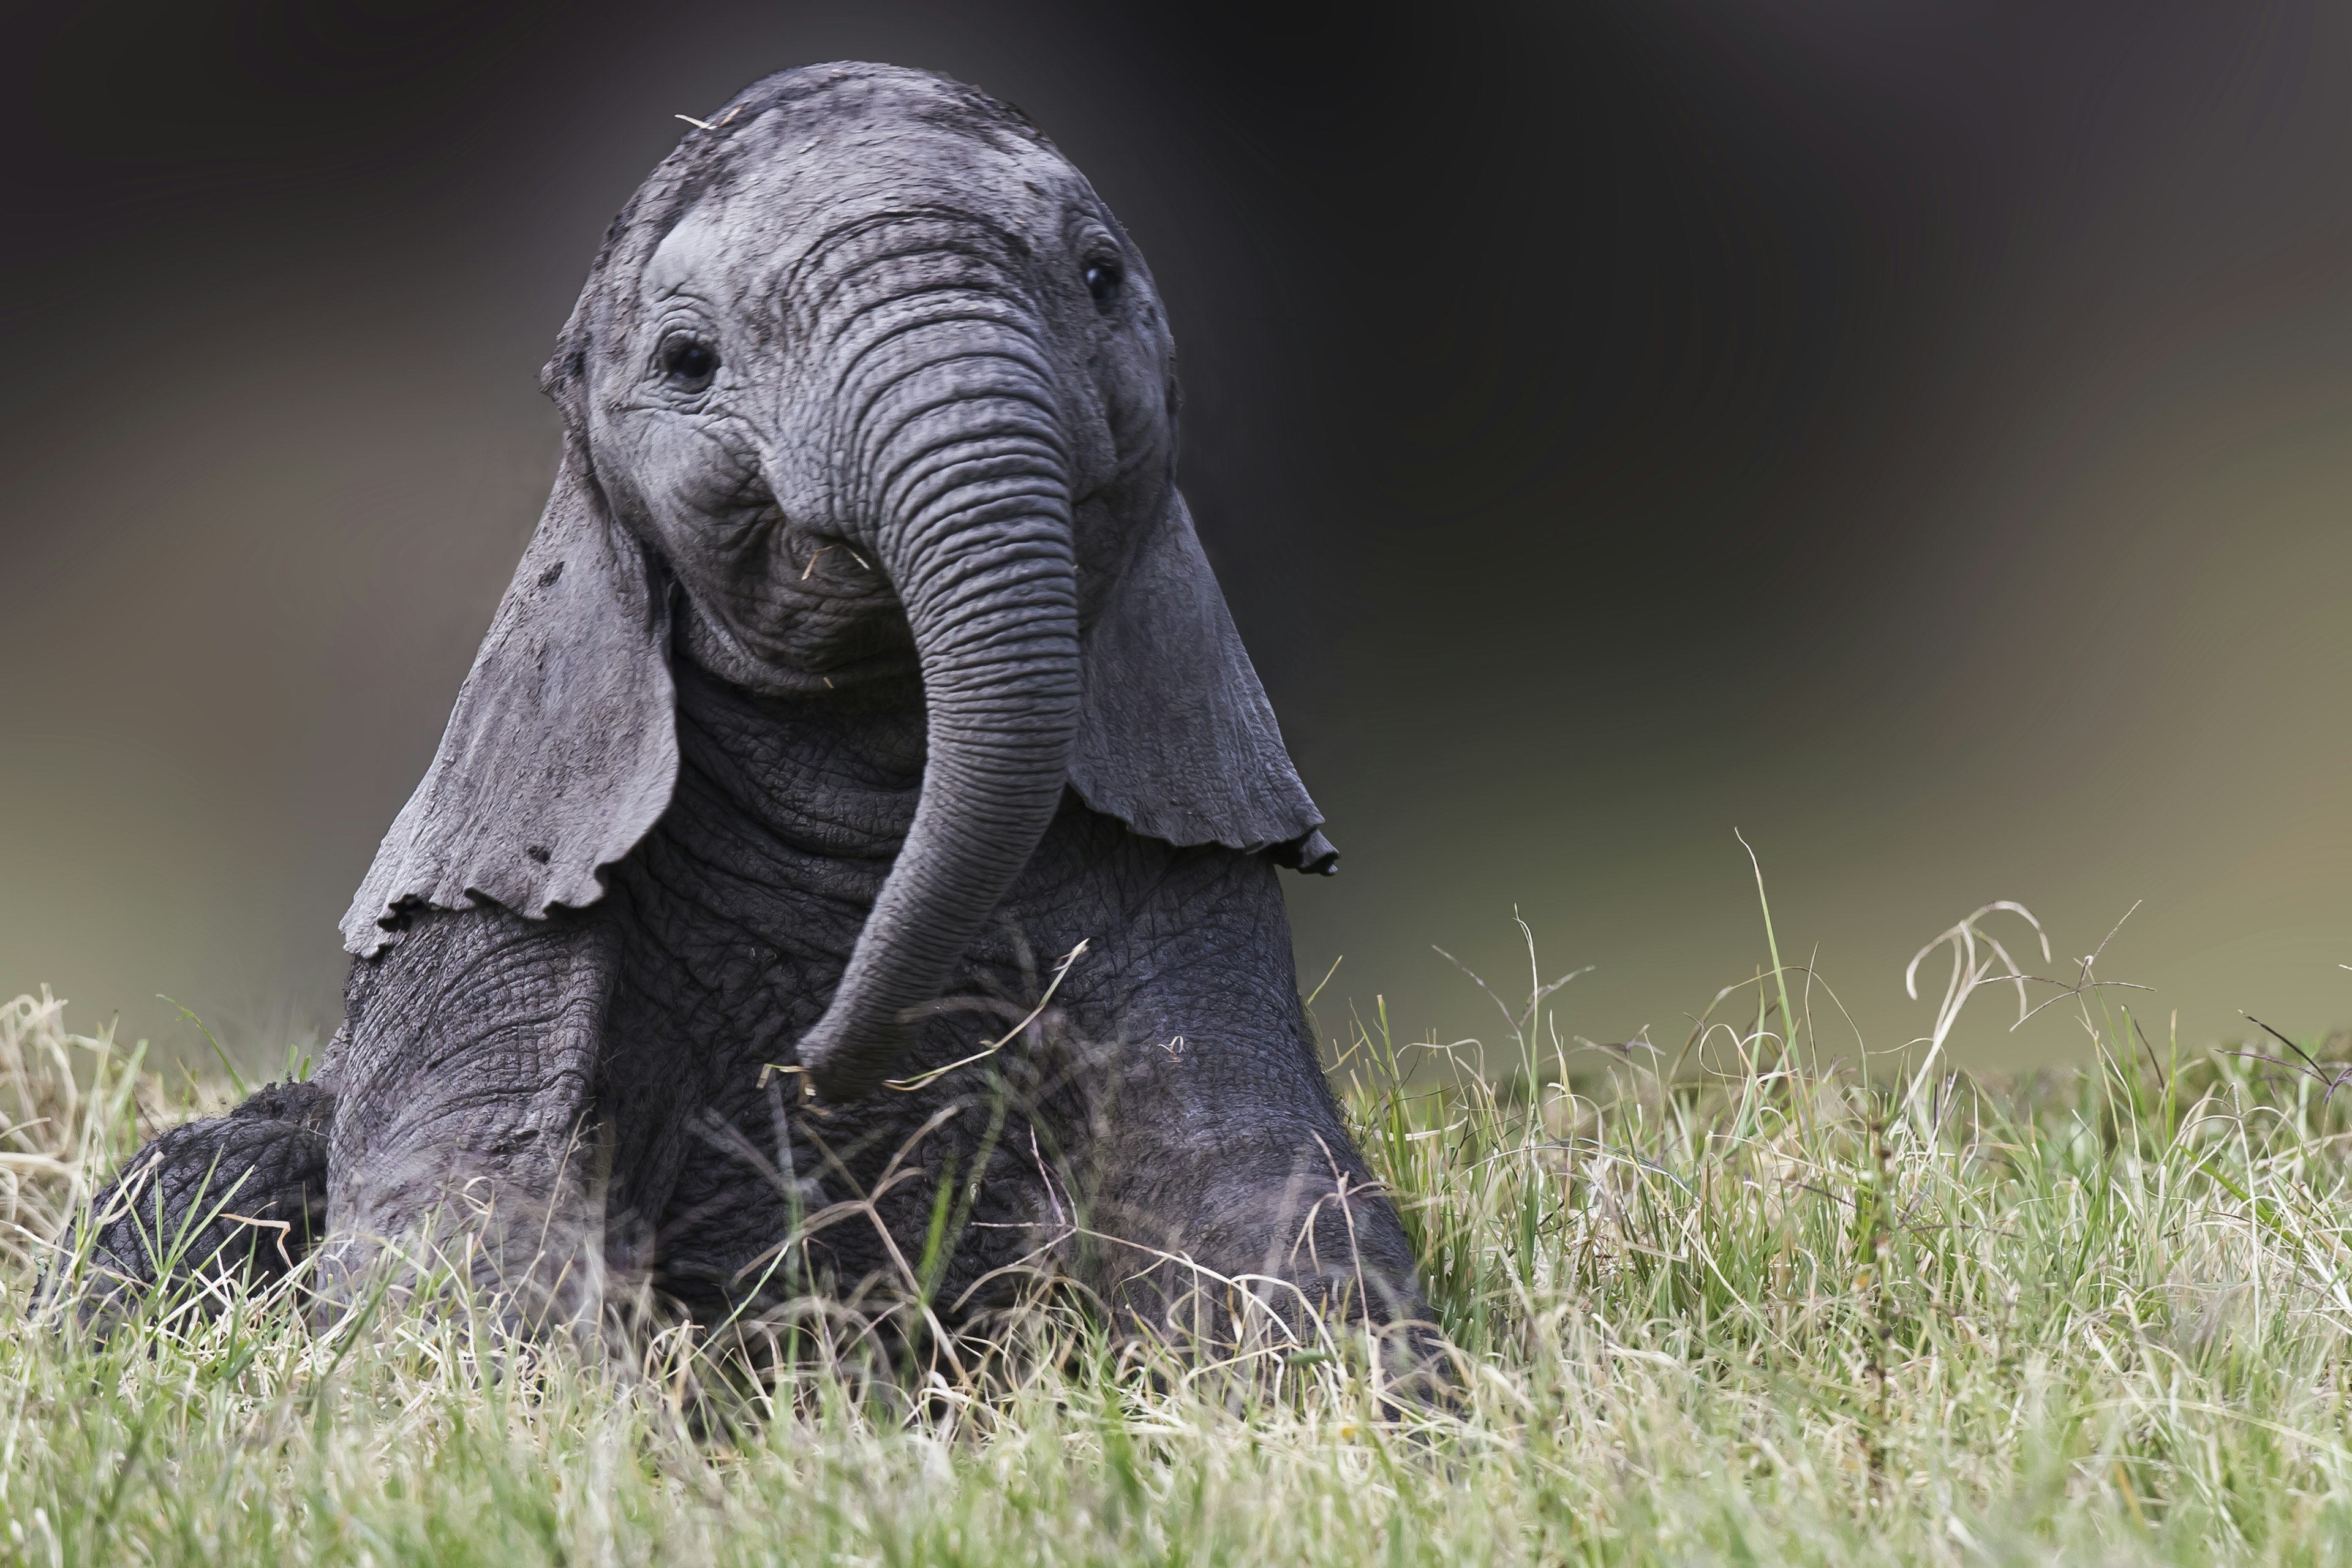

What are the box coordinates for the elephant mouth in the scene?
[676,464,1118,702]
[657,469,936,696]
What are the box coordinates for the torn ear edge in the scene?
[339,439,680,956]
[1268,828,1340,876]
[1067,488,1337,876]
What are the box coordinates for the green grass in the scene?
[10,891,2352,1566]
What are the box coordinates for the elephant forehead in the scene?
[644,207,737,301]
[640,169,1063,323]
[665,119,1072,270]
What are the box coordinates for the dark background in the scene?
[3,0,2346,1072]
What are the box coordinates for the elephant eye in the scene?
[1084,260,1122,309]
[660,336,719,390]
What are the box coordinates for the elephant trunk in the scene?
[796,273,1081,1099]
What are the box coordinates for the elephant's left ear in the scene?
[1069,489,1336,873]
[339,437,679,956]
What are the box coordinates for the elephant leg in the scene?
[1054,845,1430,1355]
[317,903,616,1329]
[46,1079,334,1322]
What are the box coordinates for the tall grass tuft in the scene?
[9,883,2352,1565]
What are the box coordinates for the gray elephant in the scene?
[67,62,1425,1352]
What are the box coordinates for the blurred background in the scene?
[1,0,2346,1074]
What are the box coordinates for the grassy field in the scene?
[10,895,2352,1566]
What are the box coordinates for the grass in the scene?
[10,886,2352,1566]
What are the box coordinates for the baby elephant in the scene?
[70,62,1425,1352]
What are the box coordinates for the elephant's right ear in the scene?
[1068,489,1336,873]
[339,439,678,957]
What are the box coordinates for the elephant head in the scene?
[341,63,1334,1099]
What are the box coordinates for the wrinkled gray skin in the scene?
[69,64,1423,1348]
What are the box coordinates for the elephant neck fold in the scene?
[667,657,926,862]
